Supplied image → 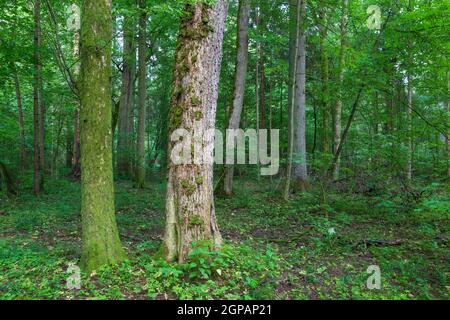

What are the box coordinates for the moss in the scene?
[189,215,204,228]
[191,96,201,106]
[181,179,196,196]
[194,111,203,121]
[195,176,204,185]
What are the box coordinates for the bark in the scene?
[318,0,330,153]
[33,0,41,195]
[163,0,228,263]
[447,71,450,179]
[13,71,26,173]
[79,0,126,272]
[284,0,302,200]
[406,74,413,182]
[223,0,250,196]
[136,0,147,188]
[117,10,136,177]
[292,0,308,191]
[332,0,348,181]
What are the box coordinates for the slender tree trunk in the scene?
[223,0,250,196]
[13,71,26,173]
[39,84,45,190]
[318,0,330,153]
[163,0,228,263]
[79,0,126,272]
[117,11,136,178]
[406,74,413,182]
[292,0,308,191]
[284,0,302,200]
[332,0,348,181]
[136,0,147,188]
[446,71,450,179]
[33,0,41,195]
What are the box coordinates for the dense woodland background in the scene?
[0,0,448,300]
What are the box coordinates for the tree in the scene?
[318,0,330,154]
[79,0,126,272]
[223,0,251,196]
[291,0,308,191]
[33,0,41,195]
[284,0,302,200]
[332,0,348,181]
[135,0,147,188]
[117,3,136,178]
[13,70,26,174]
[163,0,228,263]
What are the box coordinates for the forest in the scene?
[0,0,448,301]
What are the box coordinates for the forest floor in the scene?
[0,175,448,300]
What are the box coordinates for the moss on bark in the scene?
[79,0,126,272]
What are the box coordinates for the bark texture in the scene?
[80,0,126,272]
[163,0,228,263]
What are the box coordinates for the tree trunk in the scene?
[117,10,136,178]
[79,0,126,272]
[13,71,26,174]
[292,0,308,191]
[163,0,228,263]
[318,0,330,153]
[33,0,41,195]
[406,74,413,182]
[332,0,348,181]
[223,0,250,196]
[136,0,147,188]
[284,0,302,200]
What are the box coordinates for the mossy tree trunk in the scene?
[135,0,147,188]
[79,0,126,272]
[163,0,228,263]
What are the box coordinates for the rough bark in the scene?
[79,0,126,272]
[163,0,228,263]
[332,0,348,181]
[136,0,147,188]
[223,0,250,196]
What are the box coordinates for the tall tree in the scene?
[33,0,41,195]
[13,71,26,174]
[163,0,228,262]
[292,0,308,191]
[332,0,348,180]
[223,0,251,196]
[318,0,330,153]
[79,0,126,272]
[117,5,136,178]
[284,0,302,200]
[135,0,147,188]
